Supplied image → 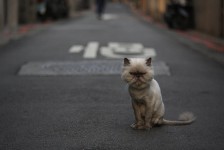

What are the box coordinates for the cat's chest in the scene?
[129,88,147,102]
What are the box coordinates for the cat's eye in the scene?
[129,72,146,76]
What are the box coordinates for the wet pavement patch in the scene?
[18,60,170,76]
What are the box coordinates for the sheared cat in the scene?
[121,57,196,130]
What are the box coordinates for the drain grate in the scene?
[18,60,170,76]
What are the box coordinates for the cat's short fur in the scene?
[121,57,196,130]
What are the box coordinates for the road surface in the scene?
[0,3,224,150]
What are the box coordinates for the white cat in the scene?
[121,57,196,130]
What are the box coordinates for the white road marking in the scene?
[103,14,118,20]
[100,47,156,58]
[68,42,156,59]
[83,42,99,58]
[109,42,143,54]
[69,45,84,53]
[100,42,156,58]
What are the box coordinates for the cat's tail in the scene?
[162,112,196,125]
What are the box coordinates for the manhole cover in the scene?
[18,60,170,76]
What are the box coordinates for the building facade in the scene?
[0,0,86,33]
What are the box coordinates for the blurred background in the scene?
[0,0,223,39]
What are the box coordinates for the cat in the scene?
[121,57,196,130]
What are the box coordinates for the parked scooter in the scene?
[36,0,68,22]
[164,0,191,30]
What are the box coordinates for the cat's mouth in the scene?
[130,76,146,85]
[135,80,143,86]
[129,78,148,89]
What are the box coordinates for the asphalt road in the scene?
[0,3,224,150]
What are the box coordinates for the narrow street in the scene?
[0,3,224,150]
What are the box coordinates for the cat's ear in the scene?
[123,58,130,66]
[146,57,152,66]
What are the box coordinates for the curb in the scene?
[0,22,52,46]
[0,13,83,46]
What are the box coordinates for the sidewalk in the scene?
[130,4,224,66]
[0,22,52,46]
[0,11,84,46]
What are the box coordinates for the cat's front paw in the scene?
[144,125,152,130]
[144,123,152,129]
[130,123,147,130]
[130,123,138,129]
[130,123,136,129]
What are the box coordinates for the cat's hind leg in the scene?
[151,117,164,127]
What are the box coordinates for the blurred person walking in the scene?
[95,0,106,20]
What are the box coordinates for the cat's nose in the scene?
[136,75,141,78]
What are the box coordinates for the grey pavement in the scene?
[0,3,224,150]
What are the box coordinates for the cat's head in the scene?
[121,57,154,89]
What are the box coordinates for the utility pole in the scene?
[7,0,19,33]
[0,0,4,33]
[221,0,224,38]
[67,0,77,18]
